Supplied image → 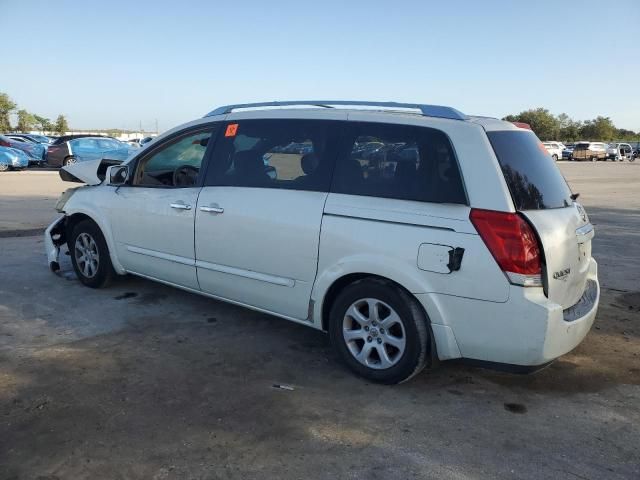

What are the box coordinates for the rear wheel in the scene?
[68,219,115,288]
[63,156,78,166]
[329,278,431,384]
[591,156,597,162]
[552,154,558,161]
[0,161,8,172]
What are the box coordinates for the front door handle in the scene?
[199,205,224,214]
[170,203,192,210]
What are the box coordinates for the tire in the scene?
[68,219,115,288]
[591,156,597,162]
[63,156,78,166]
[552,154,558,161]
[0,162,8,172]
[328,278,431,384]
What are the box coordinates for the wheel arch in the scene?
[319,272,432,333]
[319,272,439,370]
[63,207,126,275]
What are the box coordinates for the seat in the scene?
[337,158,363,192]
[394,160,416,186]
[233,150,271,187]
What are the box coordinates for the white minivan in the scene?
[45,101,599,384]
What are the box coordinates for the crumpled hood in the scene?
[59,158,124,185]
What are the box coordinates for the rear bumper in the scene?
[417,258,599,367]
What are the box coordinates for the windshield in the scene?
[487,130,573,210]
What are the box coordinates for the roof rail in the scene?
[205,100,467,121]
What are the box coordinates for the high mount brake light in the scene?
[470,209,542,287]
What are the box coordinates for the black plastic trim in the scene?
[450,358,553,374]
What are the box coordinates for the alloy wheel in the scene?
[74,232,100,278]
[342,298,406,369]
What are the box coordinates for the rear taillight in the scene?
[470,209,542,287]
[0,139,10,147]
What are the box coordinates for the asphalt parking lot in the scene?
[0,163,638,479]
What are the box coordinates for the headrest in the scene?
[301,153,319,175]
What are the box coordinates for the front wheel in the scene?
[329,278,431,384]
[552,154,558,161]
[68,219,115,288]
[591,156,598,162]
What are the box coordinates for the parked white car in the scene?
[542,141,565,161]
[45,100,599,384]
[606,143,633,161]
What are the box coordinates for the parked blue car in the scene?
[0,146,30,171]
[47,136,135,167]
[0,135,46,165]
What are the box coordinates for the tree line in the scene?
[0,92,68,135]
[3,90,637,143]
[503,108,639,142]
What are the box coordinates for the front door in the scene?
[195,118,340,320]
[109,126,217,289]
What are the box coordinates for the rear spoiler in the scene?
[511,122,532,130]
[59,158,124,184]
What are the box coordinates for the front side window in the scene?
[332,122,466,204]
[133,129,214,187]
[206,119,334,191]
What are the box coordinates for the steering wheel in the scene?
[173,165,200,187]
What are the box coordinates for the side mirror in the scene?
[108,165,129,185]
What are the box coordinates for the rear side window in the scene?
[206,119,336,192]
[332,122,466,204]
[487,130,573,210]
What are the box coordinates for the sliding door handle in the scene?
[200,205,224,214]
[170,203,192,210]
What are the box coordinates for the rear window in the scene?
[487,131,572,210]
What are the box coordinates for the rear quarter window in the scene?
[487,130,573,210]
[332,122,467,204]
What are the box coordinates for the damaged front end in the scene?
[45,216,67,272]
[58,157,124,185]
[46,157,125,271]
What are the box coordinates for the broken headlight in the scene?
[55,188,79,212]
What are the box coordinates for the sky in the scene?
[2,0,639,132]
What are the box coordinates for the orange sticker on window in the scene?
[225,123,238,137]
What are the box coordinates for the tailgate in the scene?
[523,204,593,308]
[486,129,594,309]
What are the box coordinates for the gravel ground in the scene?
[0,162,638,479]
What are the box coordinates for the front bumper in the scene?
[45,216,67,272]
[417,258,599,367]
